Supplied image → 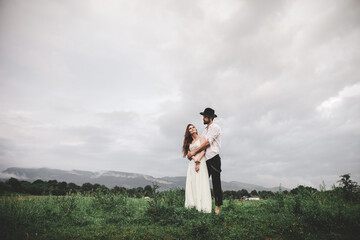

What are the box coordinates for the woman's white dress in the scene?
[185,139,212,213]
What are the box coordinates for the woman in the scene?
[182,124,212,213]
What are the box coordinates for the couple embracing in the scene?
[182,108,223,214]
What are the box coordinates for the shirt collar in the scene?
[206,122,214,130]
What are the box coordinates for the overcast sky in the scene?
[1,0,359,189]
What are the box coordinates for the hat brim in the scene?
[200,112,217,118]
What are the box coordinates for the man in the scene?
[187,107,223,214]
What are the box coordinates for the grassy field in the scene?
[1,188,360,240]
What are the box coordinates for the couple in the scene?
[182,108,223,214]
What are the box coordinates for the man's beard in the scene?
[203,119,209,124]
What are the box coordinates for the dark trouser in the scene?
[206,154,223,206]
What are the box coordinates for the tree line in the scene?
[1,174,358,200]
[0,178,278,198]
[0,177,315,199]
[0,178,155,198]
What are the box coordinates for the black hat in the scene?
[200,108,217,118]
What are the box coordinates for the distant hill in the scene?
[1,167,285,192]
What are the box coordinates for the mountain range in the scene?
[1,167,284,192]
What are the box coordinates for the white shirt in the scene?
[201,122,221,160]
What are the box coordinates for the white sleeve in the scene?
[207,125,220,144]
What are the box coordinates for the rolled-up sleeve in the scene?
[207,125,220,145]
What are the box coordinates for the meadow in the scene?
[1,186,359,240]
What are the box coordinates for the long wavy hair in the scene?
[182,124,197,157]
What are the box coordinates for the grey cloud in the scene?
[0,138,17,169]
[0,0,359,188]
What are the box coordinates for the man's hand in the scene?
[192,156,199,163]
[194,156,200,164]
[195,163,200,172]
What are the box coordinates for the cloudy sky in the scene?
[1,0,359,189]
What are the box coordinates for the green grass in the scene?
[1,189,359,239]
